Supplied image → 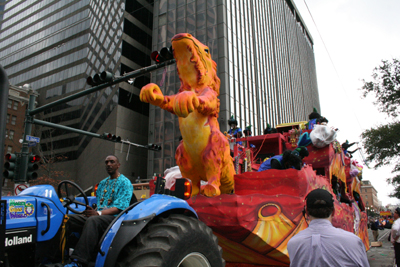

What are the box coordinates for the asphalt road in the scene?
[367,228,395,267]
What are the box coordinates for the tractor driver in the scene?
[64,155,133,267]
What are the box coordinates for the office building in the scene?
[0,0,154,189]
[147,0,319,177]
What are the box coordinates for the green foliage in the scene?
[361,122,400,169]
[360,58,400,118]
[386,175,400,199]
[361,58,400,199]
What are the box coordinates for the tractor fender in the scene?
[95,194,197,267]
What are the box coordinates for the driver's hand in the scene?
[83,205,98,217]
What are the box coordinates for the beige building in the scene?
[360,180,379,212]
[3,84,36,195]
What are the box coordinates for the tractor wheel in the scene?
[116,214,225,267]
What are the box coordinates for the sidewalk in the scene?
[367,228,395,267]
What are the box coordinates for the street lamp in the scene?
[366,207,370,218]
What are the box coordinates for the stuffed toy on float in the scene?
[140,33,235,197]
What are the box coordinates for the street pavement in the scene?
[367,228,395,267]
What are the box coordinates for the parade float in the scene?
[142,33,369,267]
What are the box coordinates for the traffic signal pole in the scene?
[17,60,174,183]
[0,65,10,197]
[0,65,9,261]
[17,93,37,182]
[29,59,175,116]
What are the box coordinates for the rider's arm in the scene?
[99,207,120,215]
[84,205,120,216]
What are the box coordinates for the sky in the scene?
[292,0,400,206]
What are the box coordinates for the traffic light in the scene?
[102,132,121,142]
[86,71,114,86]
[147,143,161,151]
[3,153,18,179]
[26,154,40,180]
[150,46,173,63]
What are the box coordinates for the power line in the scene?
[303,0,364,132]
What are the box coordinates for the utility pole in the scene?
[18,60,175,183]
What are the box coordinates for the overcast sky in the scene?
[292,0,400,206]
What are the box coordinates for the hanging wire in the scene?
[357,143,371,169]
[303,0,364,131]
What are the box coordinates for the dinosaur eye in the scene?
[204,48,209,54]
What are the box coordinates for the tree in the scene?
[360,58,400,198]
[29,155,72,194]
[361,58,400,117]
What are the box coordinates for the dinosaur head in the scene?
[171,33,220,95]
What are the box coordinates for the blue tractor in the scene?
[3,178,224,267]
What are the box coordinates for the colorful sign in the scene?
[9,199,35,219]
[380,211,392,216]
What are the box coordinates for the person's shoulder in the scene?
[334,227,363,242]
[288,231,309,251]
[99,177,108,185]
[119,175,133,185]
[289,228,310,244]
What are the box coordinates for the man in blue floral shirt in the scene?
[65,155,133,267]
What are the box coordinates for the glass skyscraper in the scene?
[0,0,154,188]
[147,0,319,178]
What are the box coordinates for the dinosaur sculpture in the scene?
[140,33,235,197]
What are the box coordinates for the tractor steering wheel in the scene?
[58,180,89,214]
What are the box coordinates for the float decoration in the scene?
[141,33,235,197]
[144,34,369,266]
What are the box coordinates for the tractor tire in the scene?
[116,214,225,267]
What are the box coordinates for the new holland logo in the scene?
[5,234,33,247]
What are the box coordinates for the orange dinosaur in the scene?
[140,33,235,197]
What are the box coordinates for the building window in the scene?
[366,201,369,205]
[11,116,16,125]
[7,100,12,108]
[365,195,368,199]
[365,189,367,193]
[7,146,12,153]
[9,130,14,140]
[6,114,10,124]
[13,101,18,110]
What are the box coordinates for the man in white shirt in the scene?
[391,207,400,266]
[287,189,369,267]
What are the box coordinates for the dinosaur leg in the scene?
[200,141,223,197]
[205,132,235,195]
[219,155,235,194]
[201,175,221,197]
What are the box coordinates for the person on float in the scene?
[263,123,277,134]
[227,116,242,138]
[306,108,328,130]
[258,149,304,172]
[243,125,256,148]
